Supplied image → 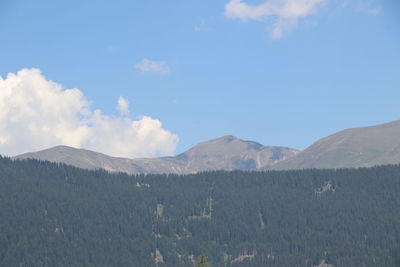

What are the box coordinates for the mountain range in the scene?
[14,120,400,174]
[14,135,299,174]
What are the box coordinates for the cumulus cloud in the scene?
[0,68,178,157]
[117,96,129,115]
[134,58,170,75]
[224,0,327,39]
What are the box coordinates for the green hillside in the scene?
[1,157,399,266]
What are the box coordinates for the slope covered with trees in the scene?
[0,157,399,266]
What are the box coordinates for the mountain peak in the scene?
[217,135,238,142]
[205,135,241,145]
[178,135,298,171]
[187,135,262,153]
[206,135,264,147]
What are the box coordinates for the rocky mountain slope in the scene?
[273,120,400,169]
[14,135,299,174]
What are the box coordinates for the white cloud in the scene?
[106,45,120,53]
[194,18,209,32]
[134,58,170,75]
[117,96,129,115]
[355,0,381,15]
[366,7,381,15]
[0,68,178,158]
[224,0,327,39]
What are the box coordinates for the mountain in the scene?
[274,120,400,170]
[15,120,400,172]
[170,135,299,172]
[14,145,145,173]
[14,135,299,174]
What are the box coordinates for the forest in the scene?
[0,156,399,266]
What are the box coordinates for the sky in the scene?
[0,0,399,158]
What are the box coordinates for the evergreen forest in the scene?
[0,156,399,266]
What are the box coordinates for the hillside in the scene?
[1,157,399,266]
[274,120,400,169]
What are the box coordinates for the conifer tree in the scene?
[195,256,211,267]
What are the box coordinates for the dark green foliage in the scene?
[0,156,399,266]
[195,256,211,267]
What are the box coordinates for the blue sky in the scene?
[0,0,399,157]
